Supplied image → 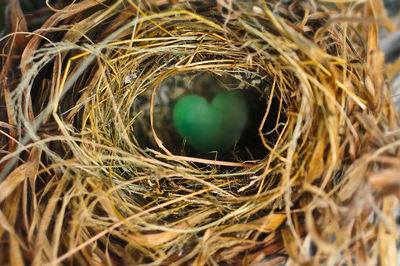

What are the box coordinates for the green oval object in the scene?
[173,90,248,153]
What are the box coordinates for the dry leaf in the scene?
[369,169,400,189]
[379,197,398,266]
[221,213,286,234]
[9,0,28,53]
[306,137,325,183]
[0,148,40,204]
[127,209,216,247]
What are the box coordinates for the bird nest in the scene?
[1,0,399,265]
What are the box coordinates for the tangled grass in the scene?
[0,0,399,265]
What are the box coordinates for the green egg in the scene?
[173,90,248,153]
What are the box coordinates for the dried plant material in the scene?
[306,136,326,183]
[8,0,28,53]
[0,0,399,265]
[379,197,398,266]
[369,168,400,189]
[0,148,40,203]
[127,209,216,247]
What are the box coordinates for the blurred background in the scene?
[381,0,400,112]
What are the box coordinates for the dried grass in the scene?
[0,0,399,265]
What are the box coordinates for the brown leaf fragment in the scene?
[0,148,40,204]
[379,197,398,266]
[221,214,286,234]
[306,137,325,183]
[9,0,28,53]
[127,209,216,247]
[369,169,400,190]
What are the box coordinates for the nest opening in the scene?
[133,71,287,162]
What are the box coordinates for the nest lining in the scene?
[0,0,399,265]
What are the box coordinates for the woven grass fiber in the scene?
[1,0,400,265]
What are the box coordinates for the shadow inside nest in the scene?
[133,71,287,164]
